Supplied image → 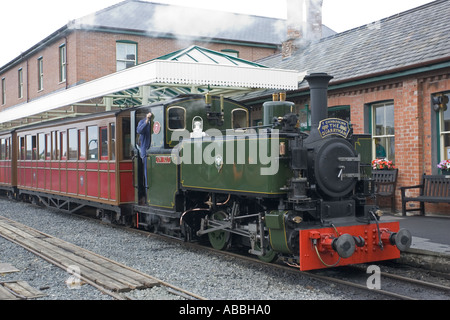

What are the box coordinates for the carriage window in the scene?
[168,107,186,130]
[61,132,67,160]
[52,131,60,160]
[68,129,78,160]
[6,138,10,160]
[20,137,25,160]
[122,119,131,160]
[88,126,98,160]
[110,123,116,161]
[32,136,37,160]
[26,135,35,160]
[46,134,51,160]
[100,127,108,160]
[38,133,45,160]
[0,139,4,160]
[79,129,86,160]
[232,109,248,129]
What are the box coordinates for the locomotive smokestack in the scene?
[304,73,333,143]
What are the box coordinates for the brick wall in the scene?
[326,72,450,215]
[0,29,279,111]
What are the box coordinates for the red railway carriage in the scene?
[0,130,17,197]
[14,110,134,222]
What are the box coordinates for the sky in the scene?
[0,0,435,67]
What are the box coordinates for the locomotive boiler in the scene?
[133,73,412,271]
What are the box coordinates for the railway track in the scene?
[1,202,448,300]
[0,216,205,301]
[121,222,450,300]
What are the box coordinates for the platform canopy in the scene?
[0,46,304,129]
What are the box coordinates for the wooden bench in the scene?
[400,174,450,216]
[372,169,398,212]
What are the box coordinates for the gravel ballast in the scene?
[0,198,348,301]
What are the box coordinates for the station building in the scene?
[244,0,450,214]
[0,0,334,117]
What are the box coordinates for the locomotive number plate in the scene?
[156,156,172,164]
[318,118,350,138]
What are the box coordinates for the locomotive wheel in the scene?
[255,242,278,263]
[208,211,231,250]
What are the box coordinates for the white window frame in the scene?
[18,68,23,99]
[37,57,44,91]
[372,101,395,161]
[59,44,67,83]
[438,93,450,161]
[1,78,5,105]
[116,41,137,72]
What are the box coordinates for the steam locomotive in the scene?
[0,73,411,271]
[133,73,412,271]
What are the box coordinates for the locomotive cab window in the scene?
[168,107,186,131]
[232,108,248,129]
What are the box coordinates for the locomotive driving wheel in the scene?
[208,211,231,250]
[255,242,278,263]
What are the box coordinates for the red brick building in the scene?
[0,0,335,116]
[246,0,450,215]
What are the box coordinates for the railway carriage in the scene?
[14,110,135,222]
[0,130,17,198]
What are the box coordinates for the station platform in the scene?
[380,211,450,272]
[381,212,450,255]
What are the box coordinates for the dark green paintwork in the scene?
[147,154,178,208]
[265,211,291,254]
[180,137,291,196]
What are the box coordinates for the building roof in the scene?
[0,0,335,73]
[254,0,450,92]
[71,0,335,46]
[153,45,268,67]
[0,46,302,127]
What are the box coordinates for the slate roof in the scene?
[72,0,335,45]
[255,0,450,91]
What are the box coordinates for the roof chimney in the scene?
[282,0,323,59]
